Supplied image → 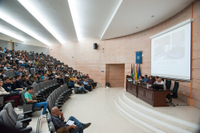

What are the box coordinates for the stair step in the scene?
[122,90,200,131]
[115,98,167,133]
[113,89,200,133]
[118,95,192,133]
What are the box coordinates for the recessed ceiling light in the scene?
[151,15,154,18]
[136,27,138,28]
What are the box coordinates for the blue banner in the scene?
[136,51,142,64]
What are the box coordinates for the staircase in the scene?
[114,89,200,133]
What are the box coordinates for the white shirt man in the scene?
[154,78,164,85]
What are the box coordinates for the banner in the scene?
[136,51,142,64]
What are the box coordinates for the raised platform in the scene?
[114,89,200,133]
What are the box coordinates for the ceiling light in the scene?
[0,27,25,41]
[151,15,154,17]
[0,10,50,45]
[68,0,83,41]
[18,0,64,44]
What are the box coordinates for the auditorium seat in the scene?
[48,121,56,133]
[4,102,32,122]
[21,90,43,113]
[47,85,71,110]
[0,110,32,133]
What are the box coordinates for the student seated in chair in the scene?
[0,79,21,110]
[10,77,23,91]
[74,81,88,94]
[83,79,91,91]
[51,107,91,133]
[15,75,22,88]
[24,86,48,117]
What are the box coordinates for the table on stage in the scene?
[126,75,172,107]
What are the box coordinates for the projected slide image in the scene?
[167,30,185,59]
[153,35,170,61]
[151,22,191,80]
[153,29,185,61]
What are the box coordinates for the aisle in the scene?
[62,87,153,133]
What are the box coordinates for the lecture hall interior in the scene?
[0,0,200,133]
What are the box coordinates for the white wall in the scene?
[0,40,12,50]
[14,43,49,55]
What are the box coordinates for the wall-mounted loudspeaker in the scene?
[93,43,98,49]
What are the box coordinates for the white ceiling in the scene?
[18,0,78,43]
[101,0,194,40]
[0,0,60,46]
[0,19,47,47]
[0,0,194,47]
[67,0,121,40]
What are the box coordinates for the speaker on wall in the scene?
[93,43,98,49]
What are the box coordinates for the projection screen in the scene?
[150,19,192,80]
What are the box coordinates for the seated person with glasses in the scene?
[51,107,91,133]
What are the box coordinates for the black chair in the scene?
[167,81,179,107]
[165,80,171,90]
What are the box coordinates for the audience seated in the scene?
[29,74,37,84]
[86,74,90,79]
[40,73,44,81]
[43,73,49,81]
[3,62,13,71]
[36,73,42,82]
[74,81,88,94]
[83,79,91,91]
[0,79,21,110]
[2,77,15,93]
[15,75,22,88]
[70,75,75,82]
[0,70,6,79]
[24,87,48,117]
[15,68,22,75]
[51,107,91,133]
[20,75,29,87]
[0,47,97,127]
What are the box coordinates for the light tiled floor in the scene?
[62,87,153,133]
[16,87,200,133]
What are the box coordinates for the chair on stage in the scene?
[167,81,179,107]
[165,80,171,90]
